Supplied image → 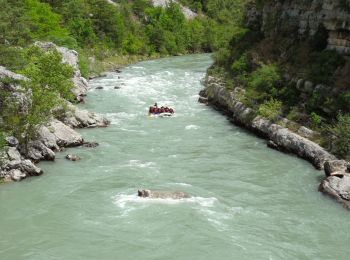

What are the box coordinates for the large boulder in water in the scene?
[59,102,110,128]
[324,160,349,176]
[319,174,350,209]
[4,159,43,177]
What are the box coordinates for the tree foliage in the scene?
[325,113,350,158]
[0,46,73,152]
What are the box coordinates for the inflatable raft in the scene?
[149,112,173,118]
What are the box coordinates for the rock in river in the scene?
[65,154,81,161]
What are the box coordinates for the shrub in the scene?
[78,50,89,79]
[0,132,5,150]
[0,131,6,167]
[231,53,249,74]
[258,98,282,121]
[248,64,280,100]
[310,112,322,127]
[325,113,350,158]
[337,91,350,113]
[213,48,230,66]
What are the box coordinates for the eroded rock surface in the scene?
[319,174,350,209]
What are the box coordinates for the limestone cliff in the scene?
[255,0,350,54]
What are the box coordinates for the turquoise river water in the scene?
[1,54,350,260]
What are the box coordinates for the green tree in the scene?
[61,0,96,46]
[0,0,31,45]
[24,0,76,48]
[325,113,350,158]
[1,46,74,153]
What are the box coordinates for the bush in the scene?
[231,53,249,74]
[325,113,350,158]
[258,98,282,121]
[25,0,74,47]
[213,48,230,66]
[78,50,89,79]
[310,112,322,127]
[248,64,280,99]
[337,91,350,113]
[0,132,5,150]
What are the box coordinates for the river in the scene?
[0,54,349,259]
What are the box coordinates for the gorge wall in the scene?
[254,0,350,54]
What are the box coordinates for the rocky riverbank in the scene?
[200,75,350,209]
[0,42,110,183]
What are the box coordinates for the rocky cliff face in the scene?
[253,0,350,54]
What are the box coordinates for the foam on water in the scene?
[112,193,217,209]
[127,160,156,168]
[185,124,200,130]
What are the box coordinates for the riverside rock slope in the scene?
[200,76,350,209]
[0,43,110,182]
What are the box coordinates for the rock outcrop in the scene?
[60,102,110,128]
[319,174,350,209]
[0,43,110,182]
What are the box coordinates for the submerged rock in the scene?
[65,154,81,161]
[82,142,99,148]
[138,189,189,199]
